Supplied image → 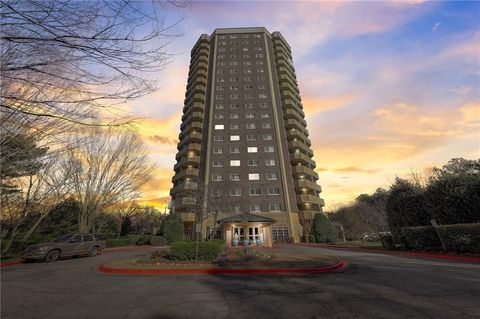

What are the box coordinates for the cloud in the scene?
[432,22,441,32]
[302,94,359,114]
[148,135,178,145]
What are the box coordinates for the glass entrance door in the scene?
[248,227,260,242]
[233,227,244,240]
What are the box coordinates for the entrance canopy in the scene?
[218,213,276,247]
[218,212,276,224]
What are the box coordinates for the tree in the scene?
[1,0,185,126]
[385,178,431,235]
[160,213,184,243]
[313,213,337,243]
[62,128,154,233]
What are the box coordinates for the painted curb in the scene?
[298,244,480,263]
[97,260,348,276]
[0,261,22,268]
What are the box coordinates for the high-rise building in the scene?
[170,27,324,245]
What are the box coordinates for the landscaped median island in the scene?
[97,241,347,275]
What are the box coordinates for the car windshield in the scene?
[54,234,73,242]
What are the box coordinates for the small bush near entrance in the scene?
[169,240,225,261]
[106,239,130,248]
[150,236,168,246]
[313,213,337,243]
[160,214,184,243]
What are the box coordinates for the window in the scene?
[268,187,281,195]
[216,94,224,100]
[230,61,238,66]
[229,114,239,119]
[217,77,225,82]
[257,68,265,73]
[214,124,224,130]
[212,174,223,181]
[248,173,260,180]
[230,135,240,141]
[242,54,251,59]
[244,68,252,73]
[230,35,238,39]
[256,60,264,64]
[263,134,273,140]
[214,135,224,142]
[218,54,225,59]
[262,123,272,129]
[261,113,270,118]
[259,93,268,99]
[265,159,276,166]
[258,76,266,81]
[230,85,239,90]
[83,235,94,242]
[230,47,237,52]
[216,104,225,109]
[230,160,240,166]
[246,134,256,141]
[214,114,224,119]
[247,147,258,153]
[230,174,240,181]
[266,172,279,180]
[211,189,223,196]
[217,69,225,74]
[255,53,264,58]
[243,61,251,66]
[244,76,252,81]
[264,146,274,153]
[245,93,254,99]
[254,34,261,38]
[242,47,248,52]
[246,113,255,119]
[212,160,223,167]
[248,159,259,166]
[249,187,261,195]
[258,84,267,89]
[217,62,226,67]
[230,146,240,153]
[230,54,237,59]
[230,77,240,82]
[213,147,223,154]
[246,123,256,129]
[230,123,239,129]
[245,102,254,108]
[250,204,261,212]
[229,69,238,74]
[245,84,254,90]
[216,85,224,91]
[230,94,239,100]
[230,103,240,109]
[230,188,241,196]
[269,204,281,212]
[259,102,269,108]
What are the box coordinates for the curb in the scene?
[297,244,480,263]
[0,261,22,268]
[97,260,348,276]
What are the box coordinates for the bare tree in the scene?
[62,128,154,233]
[1,0,185,126]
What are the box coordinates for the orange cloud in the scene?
[302,94,359,114]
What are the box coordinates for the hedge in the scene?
[169,240,225,261]
[150,236,168,246]
[106,239,130,248]
[398,223,480,253]
[313,213,337,243]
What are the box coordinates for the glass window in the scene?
[259,93,268,99]
[230,103,240,109]
[245,84,254,90]
[258,84,267,89]
[258,76,266,81]
[213,147,223,154]
[245,93,254,99]
[216,104,225,109]
[265,159,276,166]
[263,134,273,140]
[230,94,239,99]
[230,123,239,129]
[247,147,258,153]
[248,159,259,166]
[230,135,240,141]
[262,123,272,129]
[269,204,281,212]
[83,235,94,242]
[266,172,279,180]
[230,85,239,90]
[212,160,223,167]
[257,68,265,73]
[259,102,268,108]
[264,146,274,153]
[261,113,270,118]
[230,174,240,181]
[246,123,256,129]
[245,103,254,108]
[248,173,260,180]
[216,85,225,90]
[244,76,252,81]
[212,174,223,181]
[214,135,224,142]
[250,204,261,212]
[230,147,240,153]
[230,160,241,166]
[249,187,261,195]
[216,94,224,100]
[268,187,281,195]
[214,124,224,130]
[246,134,256,141]
[230,77,240,82]
[230,188,241,196]
[217,78,225,82]
[230,113,239,119]
[243,61,252,66]
[246,113,255,119]
[244,68,252,73]
[214,114,224,119]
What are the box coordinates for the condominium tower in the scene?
[170,27,324,244]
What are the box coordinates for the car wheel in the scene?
[45,250,60,262]
[88,246,98,257]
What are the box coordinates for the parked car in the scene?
[21,234,107,262]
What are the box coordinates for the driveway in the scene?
[1,245,479,319]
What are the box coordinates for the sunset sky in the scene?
[128,1,479,212]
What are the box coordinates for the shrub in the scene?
[150,236,168,246]
[380,233,395,250]
[399,226,440,251]
[106,239,130,248]
[313,213,337,243]
[160,214,184,243]
[169,240,224,261]
[308,234,316,243]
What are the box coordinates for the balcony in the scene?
[278,74,298,89]
[180,212,196,222]
[171,182,198,195]
[174,155,200,171]
[279,81,300,95]
[186,75,207,91]
[285,119,304,132]
[276,59,295,74]
[176,143,201,160]
[184,93,206,105]
[282,99,304,115]
[185,84,206,99]
[190,55,208,70]
[183,101,205,114]
[273,39,291,54]
[188,62,208,77]
[176,196,197,207]
[287,129,311,146]
[288,140,313,157]
[294,179,322,193]
[181,111,204,123]
[297,194,324,206]
[290,152,316,167]
[283,109,306,126]
[292,165,318,180]
[171,167,200,182]
[275,52,292,64]
[277,66,296,80]
[178,131,202,149]
[281,90,301,105]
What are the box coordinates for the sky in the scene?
[127,0,480,212]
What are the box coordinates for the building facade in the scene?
[170,27,324,244]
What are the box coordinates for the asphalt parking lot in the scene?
[2,245,480,319]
